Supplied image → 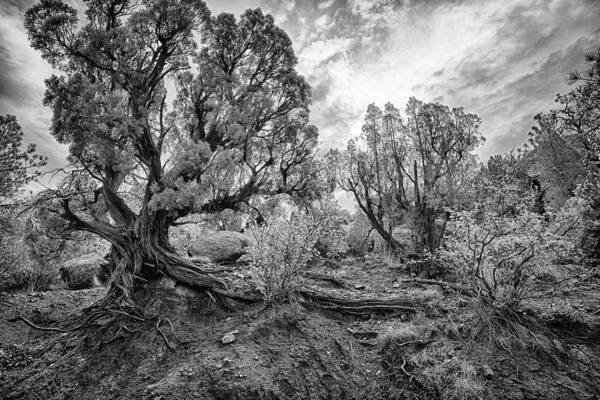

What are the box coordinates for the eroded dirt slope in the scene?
[1,257,599,399]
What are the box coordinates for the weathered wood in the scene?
[297,289,420,315]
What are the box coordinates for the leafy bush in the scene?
[0,212,33,291]
[440,207,578,309]
[346,211,373,257]
[309,199,350,259]
[246,213,324,303]
[0,206,108,292]
[0,235,56,292]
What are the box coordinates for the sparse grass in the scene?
[421,358,485,400]
[380,249,402,270]
[378,315,486,400]
[378,314,435,348]
[26,265,60,291]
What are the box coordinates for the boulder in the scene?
[315,234,349,259]
[187,231,250,263]
[59,255,109,290]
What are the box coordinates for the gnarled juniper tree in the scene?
[327,99,482,256]
[25,0,321,305]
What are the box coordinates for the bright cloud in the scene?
[1,0,599,174]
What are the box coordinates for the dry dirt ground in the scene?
[1,257,599,399]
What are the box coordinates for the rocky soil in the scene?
[1,257,599,399]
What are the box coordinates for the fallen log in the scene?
[296,289,420,315]
[214,286,424,316]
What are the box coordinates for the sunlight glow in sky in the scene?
[1,0,599,176]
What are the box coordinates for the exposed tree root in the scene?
[213,287,426,317]
[212,288,262,303]
[399,358,415,381]
[12,315,74,333]
[159,251,229,291]
[156,318,176,350]
[12,310,107,333]
[12,298,186,351]
[297,289,420,315]
[12,271,431,344]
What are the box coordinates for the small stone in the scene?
[174,285,199,298]
[222,357,233,367]
[221,332,236,344]
[482,364,494,379]
[158,276,176,289]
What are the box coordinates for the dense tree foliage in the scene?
[25,0,321,302]
[0,115,46,199]
[0,115,46,290]
[526,48,600,258]
[328,99,482,254]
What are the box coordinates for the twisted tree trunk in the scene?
[62,197,227,308]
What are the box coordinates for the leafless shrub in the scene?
[439,208,579,309]
[246,213,324,303]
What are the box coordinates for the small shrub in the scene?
[246,213,324,303]
[0,207,98,292]
[0,217,31,291]
[346,211,373,257]
[440,208,577,309]
[307,199,351,259]
[0,243,59,292]
[27,266,60,291]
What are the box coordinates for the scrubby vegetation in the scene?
[1,1,599,399]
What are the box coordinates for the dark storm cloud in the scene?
[0,0,66,171]
[473,33,600,158]
[403,1,600,160]
[485,113,536,155]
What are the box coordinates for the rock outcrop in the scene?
[59,255,109,290]
[187,231,250,264]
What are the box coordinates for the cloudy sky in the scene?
[1,0,600,175]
